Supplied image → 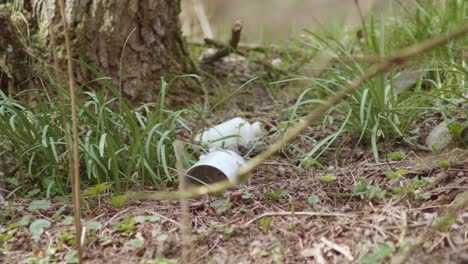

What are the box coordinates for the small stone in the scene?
[426,121,454,152]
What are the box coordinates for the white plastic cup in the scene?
[185,150,246,186]
[194,117,262,149]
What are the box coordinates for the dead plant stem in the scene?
[57,0,83,262]
[243,212,357,227]
[175,141,192,262]
[44,0,75,221]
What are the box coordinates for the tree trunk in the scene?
[2,0,200,105]
[0,4,32,97]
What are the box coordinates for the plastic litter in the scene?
[185,150,246,186]
[194,117,261,149]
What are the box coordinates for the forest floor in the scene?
[3,77,468,263]
[2,2,468,260]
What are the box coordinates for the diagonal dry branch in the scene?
[130,24,468,202]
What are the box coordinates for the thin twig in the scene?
[140,210,181,227]
[243,212,357,227]
[57,0,83,262]
[0,154,5,203]
[189,39,282,53]
[201,32,289,75]
[195,237,220,263]
[354,0,368,41]
[321,237,354,261]
[44,0,74,201]
[103,208,132,227]
[175,141,192,262]
[201,20,243,64]
[130,24,468,202]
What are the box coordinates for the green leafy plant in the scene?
[433,216,456,231]
[82,183,111,196]
[0,228,17,242]
[28,200,52,212]
[264,188,289,201]
[210,198,231,214]
[352,177,385,200]
[361,241,395,264]
[384,169,409,180]
[242,192,254,200]
[115,217,136,233]
[86,221,103,232]
[260,217,271,234]
[436,159,451,170]
[387,151,406,161]
[393,177,431,201]
[448,121,468,145]
[29,219,51,241]
[308,195,320,204]
[319,176,337,183]
[109,194,129,209]
[59,233,76,245]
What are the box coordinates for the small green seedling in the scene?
[224,227,234,235]
[319,176,337,182]
[59,233,76,245]
[29,219,51,241]
[242,192,254,200]
[385,169,409,180]
[308,195,320,204]
[65,252,79,264]
[109,194,128,209]
[393,177,431,201]
[387,151,406,161]
[361,241,395,264]
[144,216,160,222]
[126,237,145,250]
[115,217,136,234]
[99,237,114,246]
[82,183,111,196]
[352,177,385,200]
[28,200,52,212]
[60,216,75,225]
[448,121,467,143]
[0,229,17,242]
[436,159,451,170]
[260,217,271,234]
[86,221,103,231]
[210,198,231,215]
[264,188,288,201]
[433,216,456,231]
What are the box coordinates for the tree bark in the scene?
[0,6,32,96]
[3,0,200,105]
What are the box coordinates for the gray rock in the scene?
[426,121,454,152]
[393,66,424,94]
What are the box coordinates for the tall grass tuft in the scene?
[285,0,468,162]
[0,80,193,197]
